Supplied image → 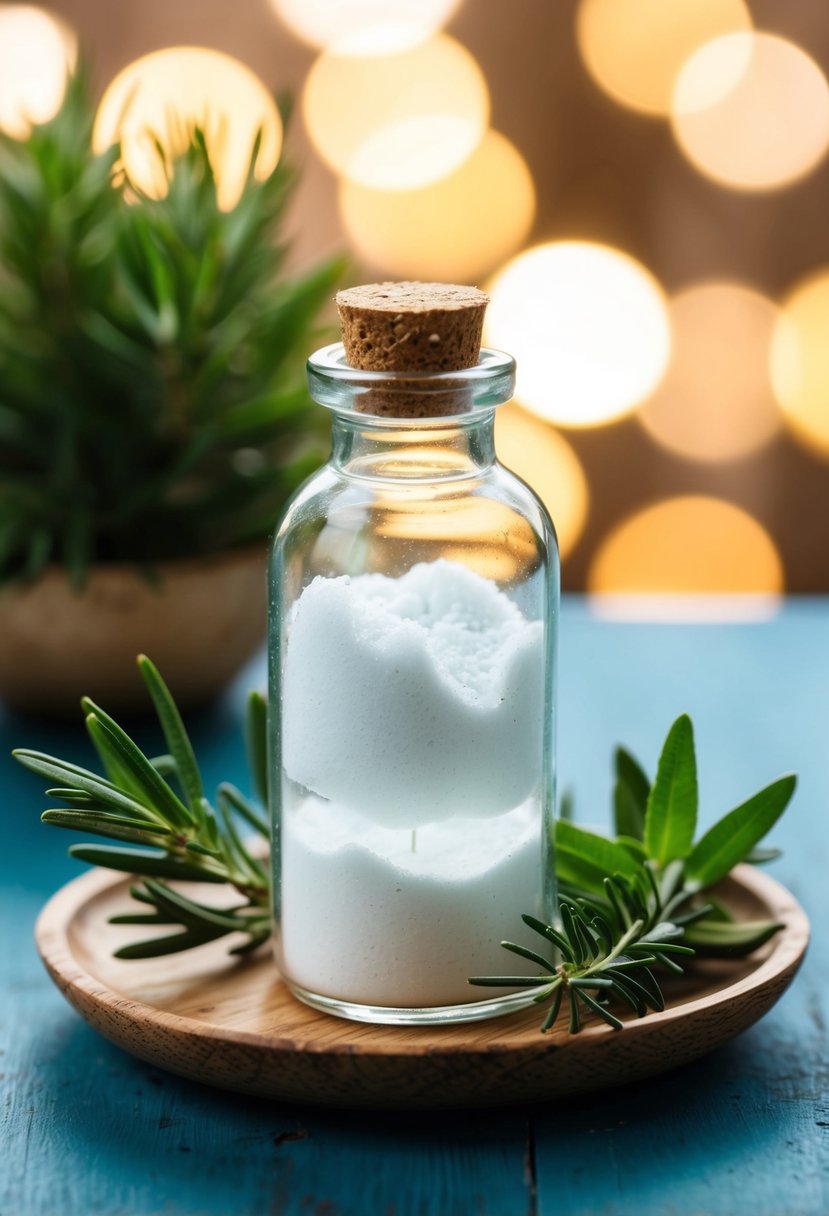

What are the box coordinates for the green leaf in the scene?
[683,917,784,956]
[45,787,95,806]
[744,846,782,866]
[137,656,204,811]
[85,712,143,792]
[540,985,563,1032]
[685,774,797,888]
[216,788,268,887]
[114,926,232,959]
[555,820,642,896]
[693,896,734,923]
[499,940,556,973]
[13,750,164,825]
[643,715,698,866]
[108,912,179,925]
[41,808,171,846]
[217,782,268,840]
[574,990,624,1031]
[613,747,650,841]
[82,703,194,828]
[150,754,178,781]
[246,690,269,808]
[521,913,575,963]
[137,879,254,932]
[68,844,227,882]
[467,975,552,988]
[616,835,647,861]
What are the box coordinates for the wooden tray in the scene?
[35,863,809,1109]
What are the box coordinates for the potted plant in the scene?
[0,70,345,715]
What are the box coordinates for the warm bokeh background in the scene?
[7,0,829,604]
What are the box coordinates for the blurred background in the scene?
[4,0,829,611]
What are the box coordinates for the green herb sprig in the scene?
[14,656,271,958]
[469,714,795,1032]
[15,680,796,1036]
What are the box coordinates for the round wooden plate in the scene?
[35,863,808,1109]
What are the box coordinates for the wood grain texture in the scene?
[35,864,808,1110]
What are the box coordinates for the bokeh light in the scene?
[338,129,534,281]
[639,282,781,463]
[269,0,460,52]
[577,0,751,117]
[671,33,829,192]
[93,47,283,211]
[370,494,540,584]
[770,269,829,459]
[0,5,77,138]
[495,405,589,559]
[588,496,784,620]
[303,33,488,190]
[484,241,670,428]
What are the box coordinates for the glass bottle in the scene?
[268,342,559,1025]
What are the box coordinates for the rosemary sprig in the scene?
[14,656,271,959]
[469,714,796,1033]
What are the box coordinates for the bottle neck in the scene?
[329,412,497,482]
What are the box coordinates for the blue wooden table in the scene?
[2,598,827,1216]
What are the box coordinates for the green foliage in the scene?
[14,656,271,958]
[643,713,698,865]
[16,690,797,1031]
[470,714,795,1033]
[0,68,347,586]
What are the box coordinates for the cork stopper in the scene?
[335,281,488,417]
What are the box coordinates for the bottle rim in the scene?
[306,343,516,423]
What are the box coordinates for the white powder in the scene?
[282,560,544,828]
[280,796,542,1007]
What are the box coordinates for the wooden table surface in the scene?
[2,597,827,1216]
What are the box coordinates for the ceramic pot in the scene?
[0,545,267,717]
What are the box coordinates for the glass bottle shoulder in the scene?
[271,458,558,591]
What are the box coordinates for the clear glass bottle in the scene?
[268,343,559,1025]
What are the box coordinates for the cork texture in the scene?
[336,282,488,417]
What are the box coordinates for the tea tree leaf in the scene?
[682,917,785,955]
[555,820,641,896]
[644,714,698,865]
[685,775,797,888]
[613,747,650,841]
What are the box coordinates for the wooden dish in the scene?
[35,863,808,1109]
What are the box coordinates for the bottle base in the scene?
[286,982,537,1026]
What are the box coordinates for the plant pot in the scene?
[0,545,268,717]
